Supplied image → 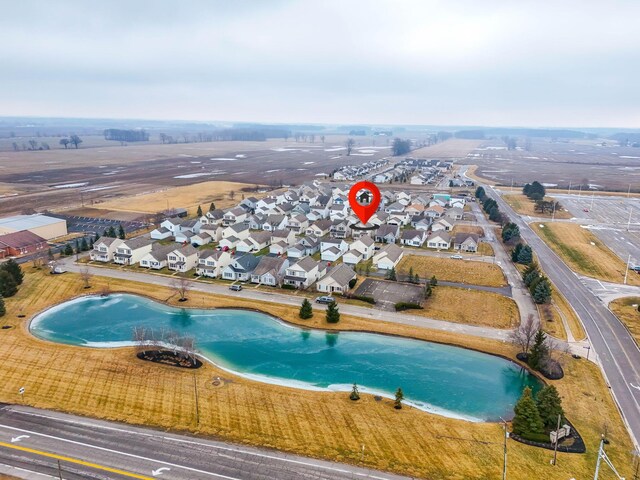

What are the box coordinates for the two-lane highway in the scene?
[0,404,410,480]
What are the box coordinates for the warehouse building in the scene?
[0,214,67,240]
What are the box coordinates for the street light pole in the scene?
[552,413,561,466]
[501,418,508,480]
[624,254,631,285]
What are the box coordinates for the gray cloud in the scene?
[1,0,639,127]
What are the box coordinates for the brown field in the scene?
[407,139,483,159]
[609,297,640,346]
[417,286,519,329]
[99,180,255,215]
[464,138,640,192]
[451,224,484,236]
[502,193,573,219]
[477,242,495,256]
[0,268,634,479]
[0,135,390,216]
[398,255,507,287]
[531,222,640,286]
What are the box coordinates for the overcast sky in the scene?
[1,1,639,128]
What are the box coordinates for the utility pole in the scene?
[593,434,626,479]
[578,184,582,197]
[624,254,631,285]
[552,414,561,466]
[551,201,556,222]
[627,208,633,232]
[590,191,595,210]
[193,372,200,426]
[568,181,572,195]
[501,418,508,480]
[57,460,63,480]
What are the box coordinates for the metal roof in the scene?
[0,214,65,231]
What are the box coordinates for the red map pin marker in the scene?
[349,181,381,225]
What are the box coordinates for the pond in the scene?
[30,294,541,421]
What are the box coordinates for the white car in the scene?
[450,254,463,260]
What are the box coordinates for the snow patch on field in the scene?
[52,182,89,189]
[330,155,342,159]
[235,154,247,158]
[303,161,315,164]
[324,147,347,152]
[83,186,117,192]
[179,154,196,158]
[210,158,237,161]
[350,153,374,156]
[620,155,640,159]
[266,169,281,173]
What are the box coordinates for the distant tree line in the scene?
[158,127,291,144]
[12,140,50,151]
[59,135,83,149]
[104,129,150,142]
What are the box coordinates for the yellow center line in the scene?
[0,441,154,480]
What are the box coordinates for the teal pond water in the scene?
[30,294,541,421]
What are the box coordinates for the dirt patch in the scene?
[354,278,423,311]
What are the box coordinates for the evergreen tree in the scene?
[0,270,18,298]
[74,239,80,253]
[394,387,404,409]
[475,186,486,199]
[408,266,414,283]
[536,385,564,429]
[326,301,340,323]
[1,259,23,285]
[528,330,549,371]
[532,278,552,304]
[350,383,360,401]
[517,245,533,265]
[197,205,203,217]
[80,237,89,252]
[117,224,126,240]
[424,283,432,299]
[63,243,73,256]
[512,387,544,436]
[89,239,94,249]
[107,226,117,238]
[209,202,216,211]
[386,267,397,281]
[0,295,5,317]
[47,248,54,261]
[299,298,313,319]
[512,243,523,262]
[94,232,100,242]
[413,273,420,284]
[429,275,438,287]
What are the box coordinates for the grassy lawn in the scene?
[415,286,519,329]
[99,180,256,216]
[451,224,484,237]
[531,222,640,286]
[398,255,507,287]
[0,268,634,479]
[502,193,572,219]
[477,242,494,256]
[609,297,640,346]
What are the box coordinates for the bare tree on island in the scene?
[509,313,537,354]
[177,335,197,366]
[79,266,93,289]
[133,326,151,356]
[171,275,192,302]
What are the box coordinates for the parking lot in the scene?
[556,194,640,266]
[354,278,424,311]
[50,214,149,236]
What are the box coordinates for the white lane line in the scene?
[0,463,57,479]
[0,424,239,480]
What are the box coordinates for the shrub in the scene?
[351,295,376,304]
[395,302,424,311]
[281,284,296,290]
[348,278,358,289]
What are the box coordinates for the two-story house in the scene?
[113,237,153,265]
[167,245,199,272]
[90,237,123,262]
[283,257,327,288]
[196,250,232,278]
[221,253,260,281]
[139,244,175,270]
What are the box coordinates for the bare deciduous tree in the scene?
[79,266,93,289]
[509,313,537,353]
[177,335,197,366]
[132,326,151,356]
[171,275,191,301]
[229,190,236,200]
[345,138,355,156]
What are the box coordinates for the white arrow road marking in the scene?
[631,383,640,391]
[152,467,171,476]
[10,435,29,443]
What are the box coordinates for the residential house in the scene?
[237,231,271,253]
[139,244,175,270]
[223,207,248,226]
[283,257,327,288]
[271,229,296,246]
[167,245,199,272]
[196,250,232,278]
[263,214,288,231]
[90,237,123,262]
[248,213,267,230]
[372,243,404,270]
[316,264,357,294]
[200,225,222,242]
[221,253,260,281]
[401,229,427,247]
[424,205,445,218]
[160,218,183,235]
[306,219,332,237]
[431,218,454,232]
[343,235,375,265]
[330,220,350,239]
[446,207,464,221]
[222,223,250,241]
[287,214,309,233]
[413,217,432,231]
[201,209,225,226]
[113,237,153,265]
[374,224,400,244]
[453,233,479,253]
[250,256,289,286]
[191,232,212,247]
[426,232,451,250]
[149,227,172,240]
[269,241,289,256]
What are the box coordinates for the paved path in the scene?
[0,404,409,480]
[61,256,514,342]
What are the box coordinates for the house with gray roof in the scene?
[316,264,356,294]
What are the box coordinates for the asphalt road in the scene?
[486,185,640,449]
[0,404,409,480]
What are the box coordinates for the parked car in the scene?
[315,296,335,304]
[450,254,463,259]
[229,284,243,291]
